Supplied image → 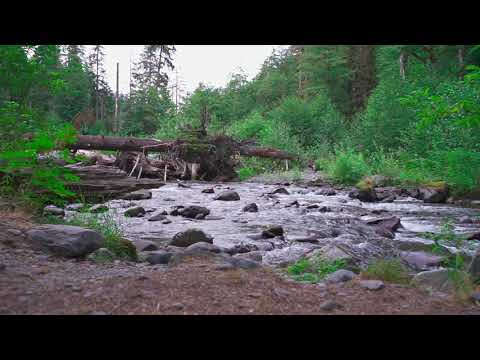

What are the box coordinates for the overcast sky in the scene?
[94,45,285,96]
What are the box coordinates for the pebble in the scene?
[359,280,385,291]
[320,300,339,311]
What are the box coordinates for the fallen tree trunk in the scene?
[68,135,296,161]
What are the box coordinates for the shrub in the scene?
[286,257,347,283]
[325,147,371,185]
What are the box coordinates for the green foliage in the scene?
[286,257,347,283]
[362,259,410,284]
[237,167,257,181]
[324,147,371,185]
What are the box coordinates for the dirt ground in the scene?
[1,210,479,315]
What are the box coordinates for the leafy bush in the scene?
[237,167,257,181]
[0,101,79,208]
[324,147,371,185]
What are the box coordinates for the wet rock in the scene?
[214,191,240,201]
[315,188,336,196]
[121,189,152,200]
[380,195,397,203]
[400,251,443,270]
[366,216,402,232]
[169,206,185,216]
[177,181,190,188]
[195,214,206,220]
[418,183,449,203]
[204,215,225,221]
[124,206,146,217]
[170,229,213,247]
[89,204,109,213]
[0,263,6,271]
[144,251,174,265]
[202,188,215,194]
[467,232,480,241]
[163,198,176,202]
[325,269,356,284]
[224,243,259,255]
[132,240,158,252]
[285,200,300,208]
[318,206,332,213]
[180,206,210,219]
[162,219,172,224]
[349,188,377,202]
[320,300,339,311]
[412,269,453,291]
[65,203,85,211]
[234,251,263,263]
[271,188,290,195]
[459,216,473,224]
[359,280,385,291]
[185,242,223,254]
[262,225,284,239]
[148,213,167,222]
[307,204,320,209]
[43,205,65,217]
[243,203,259,213]
[26,225,104,258]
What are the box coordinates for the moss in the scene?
[424,181,448,191]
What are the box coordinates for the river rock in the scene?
[124,206,146,217]
[459,216,473,224]
[359,280,385,291]
[234,251,263,263]
[271,188,290,195]
[349,188,377,202]
[121,189,152,200]
[43,205,65,217]
[262,225,284,239]
[89,204,109,213]
[418,184,449,204]
[396,239,436,252]
[132,240,158,252]
[400,251,443,270]
[87,248,115,261]
[243,203,259,213]
[65,203,85,211]
[262,244,316,267]
[144,250,174,265]
[412,269,453,291]
[202,188,215,194]
[224,243,259,255]
[170,229,213,247]
[148,213,167,222]
[315,188,336,196]
[185,242,223,254]
[366,216,402,232]
[214,191,240,201]
[26,225,104,258]
[325,269,356,284]
[180,206,210,219]
[467,232,480,241]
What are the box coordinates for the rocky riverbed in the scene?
[63,177,480,274]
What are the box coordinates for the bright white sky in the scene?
[94,45,285,96]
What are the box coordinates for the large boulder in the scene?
[131,239,158,252]
[243,203,259,213]
[325,269,357,283]
[261,225,284,239]
[400,251,443,271]
[411,269,453,291]
[169,229,213,247]
[26,225,104,258]
[121,189,152,200]
[418,182,449,203]
[180,206,210,219]
[262,244,317,267]
[124,206,146,217]
[214,191,240,201]
[349,188,377,202]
